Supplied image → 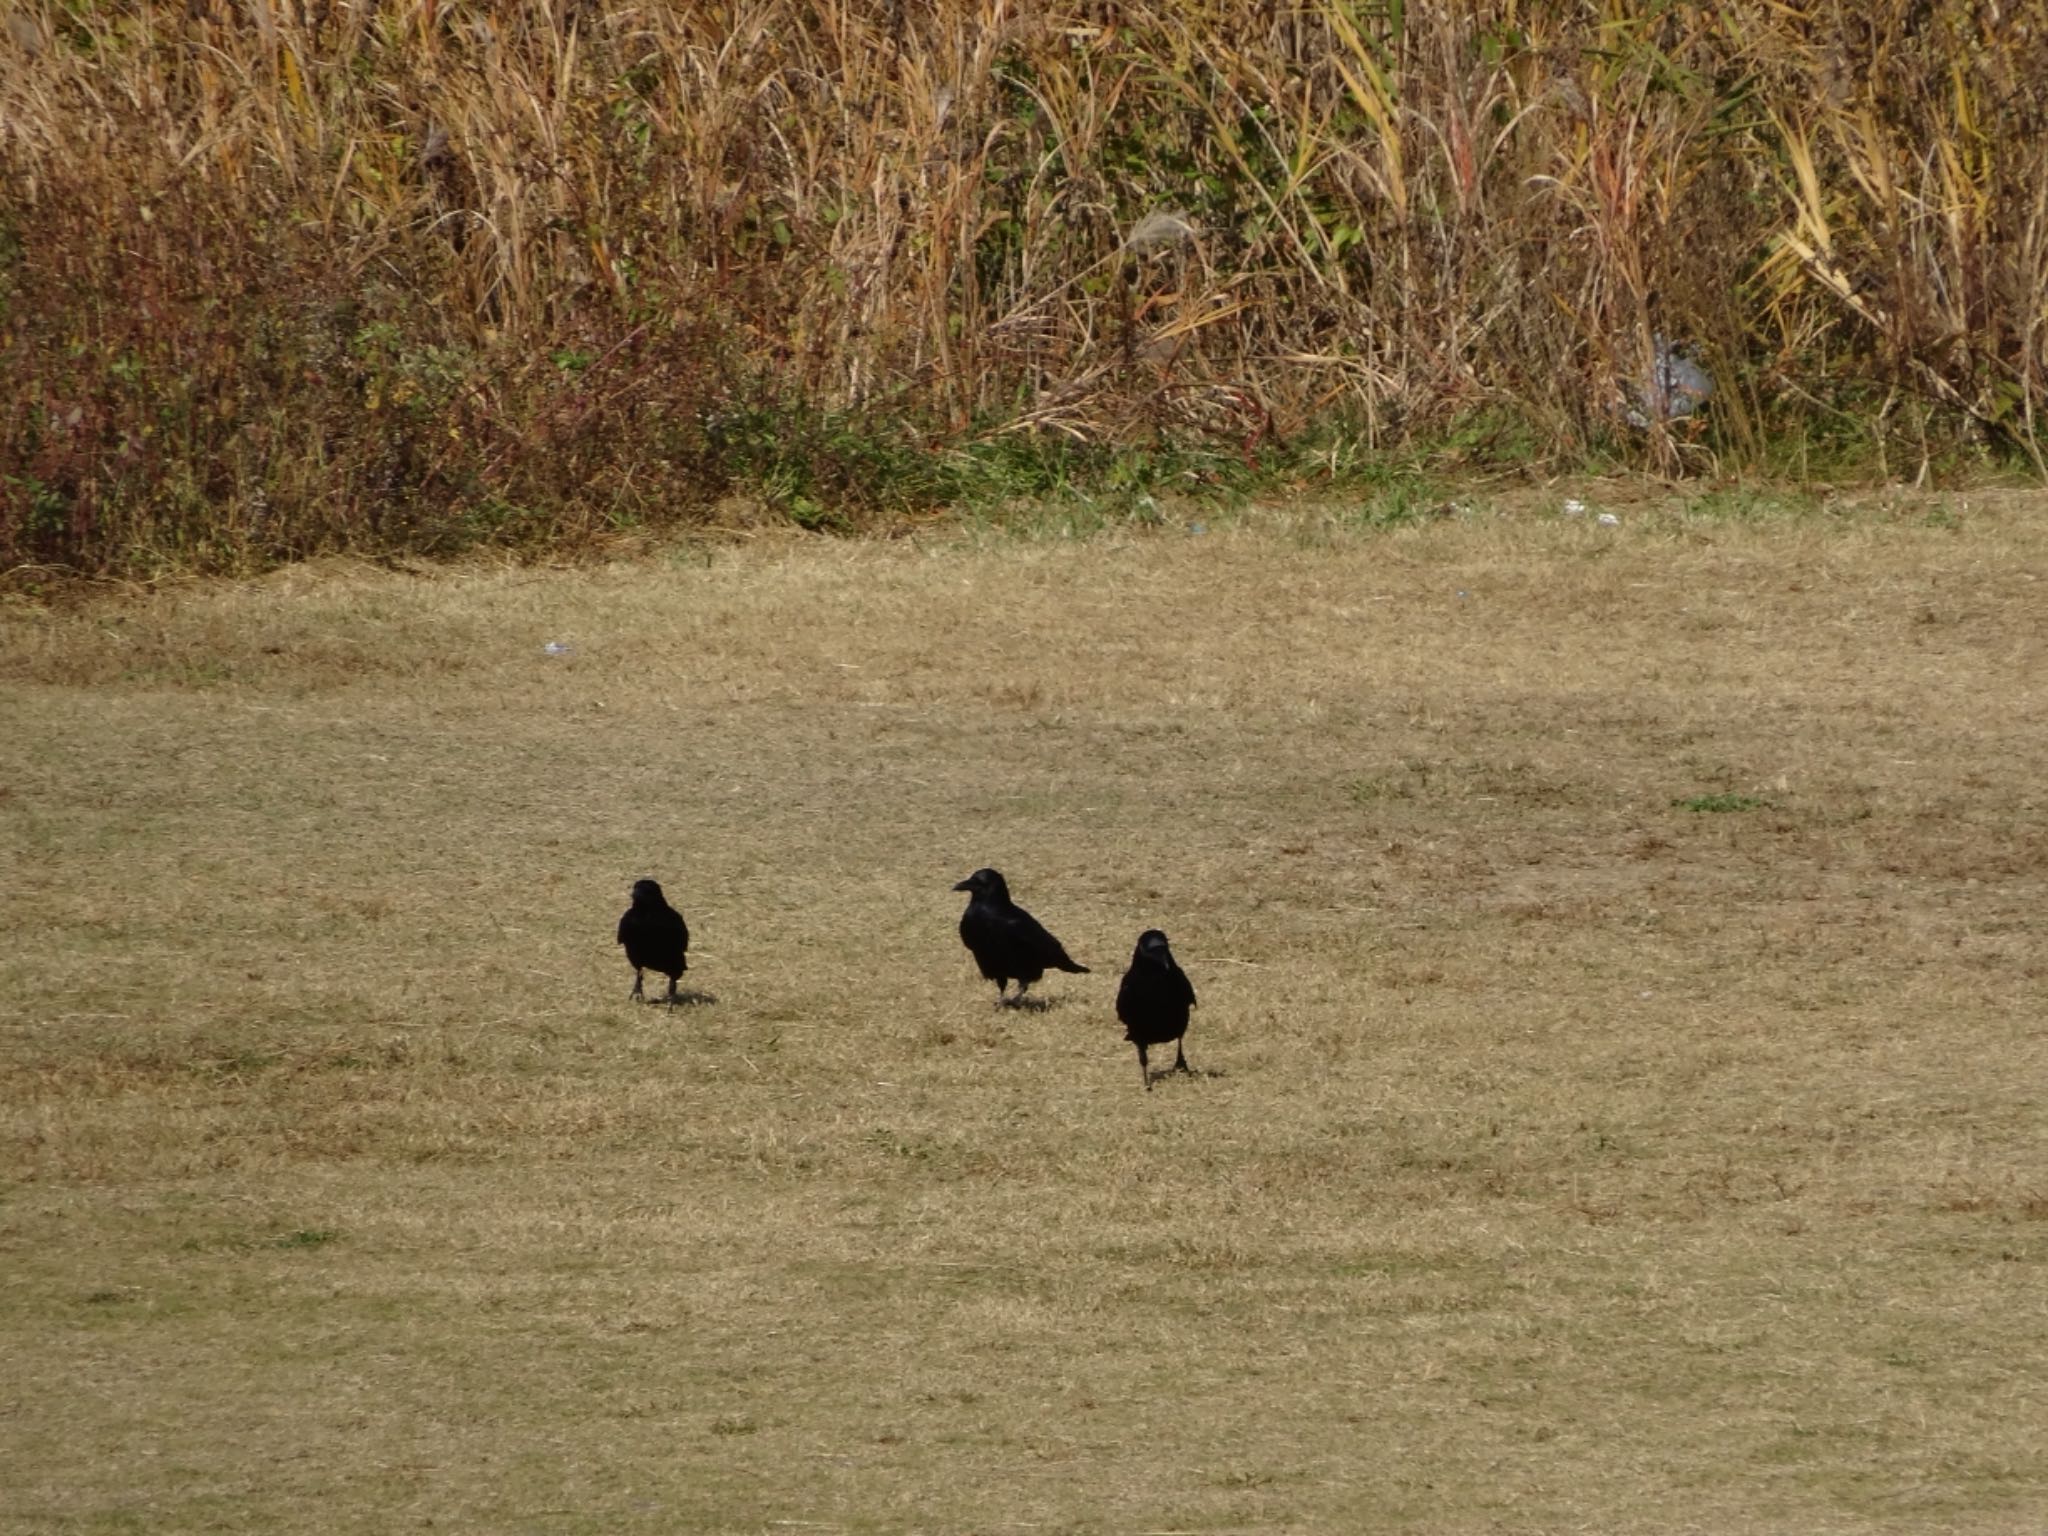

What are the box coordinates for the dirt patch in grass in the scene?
[3,493,2046,1531]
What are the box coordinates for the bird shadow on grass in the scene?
[996,995,1062,1013]
[1144,1065,1228,1088]
[636,989,718,1009]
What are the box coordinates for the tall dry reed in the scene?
[3,1,2045,578]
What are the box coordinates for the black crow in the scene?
[1116,929,1197,1089]
[618,878,689,1005]
[952,867,1088,1005]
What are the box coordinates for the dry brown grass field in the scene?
[3,491,2046,1533]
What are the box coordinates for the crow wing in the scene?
[998,902,1085,972]
[961,899,1085,978]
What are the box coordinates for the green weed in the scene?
[1674,793,1772,813]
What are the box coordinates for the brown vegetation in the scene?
[4,2,2048,580]
[3,499,2046,1528]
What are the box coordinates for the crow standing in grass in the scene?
[952,867,1088,1005]
[1116,929,1197,1090]
[618,878,689,1005]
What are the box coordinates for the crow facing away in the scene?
[1116,929,1198,1089]
[953,867,1088,1005]
[618,878,689,1005]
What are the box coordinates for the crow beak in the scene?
[952,879,974,892]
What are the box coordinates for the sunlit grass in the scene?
[4,495,2047,1529]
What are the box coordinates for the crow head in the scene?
[952,868,1010,902]
[630,878,667,906]
[1134,929,1175,967]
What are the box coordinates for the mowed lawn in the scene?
[3,492,2046,1533]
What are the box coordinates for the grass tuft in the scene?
[1674,793,1773,813]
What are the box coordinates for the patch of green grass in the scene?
[1341,478,1451,529]
[273,1229,341,1249]
[705,403,1471,540]
[702,399,931,528]
[1673,792,1772,812]
[1680,487,1825,522]
[1433,405,1550,468]
[1347,776,1401,804]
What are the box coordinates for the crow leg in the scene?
[629,969,644,1001]
[1173,1042,1191,1074]
[1137,1043,1152,1091]
[665,975,679,1007]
